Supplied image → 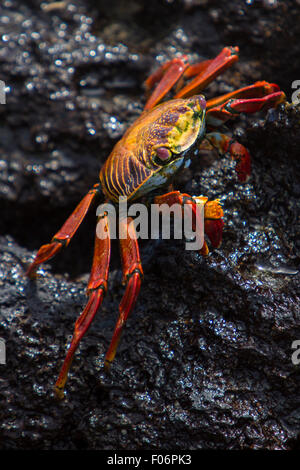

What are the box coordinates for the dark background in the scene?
[0,0,299,450]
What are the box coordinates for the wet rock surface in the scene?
[0,0,299,450]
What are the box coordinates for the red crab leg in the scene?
[203,132,251,183]
[183,58,213,79]
[206,81,281,110]
[206,91,286,127]
[104,217,143,371]
[144,56,188,92]
[174,46,239,99]
[54,214,111,399]
[144,57,189,110]
[144,46,239,110]
[154,191,224,256]
[26,184,101,278]
[144,58,213,109]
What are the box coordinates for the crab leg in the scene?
[182,58,213,79]
[144,57,188,110]
[204,132,251,183]
[206,90,286,128]
[174,46,239,99]
[26,184,101,278]
[206,81,281,110]
[202,82,286,180]
[104,217,143,371]
[54,214,111,399]
[154,191,224,256]
[144,46,239,110]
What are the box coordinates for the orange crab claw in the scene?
[154,191,224,253]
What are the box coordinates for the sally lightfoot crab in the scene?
[26,46,286,398]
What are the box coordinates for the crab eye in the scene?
[198,96,206,110]
[153,147,172,165]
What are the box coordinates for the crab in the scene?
[26,46,286,398]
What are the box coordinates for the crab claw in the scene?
[203,200,224,248]
[204,219,224,248]
[228,141,251,183]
